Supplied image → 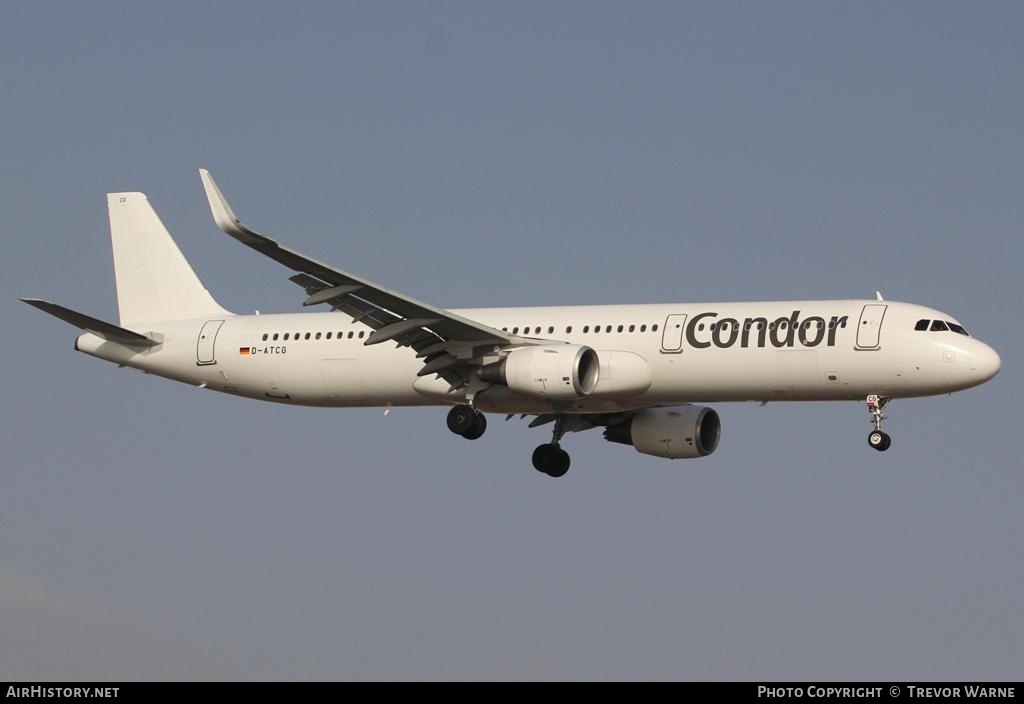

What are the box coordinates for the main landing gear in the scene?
[532,417,570,478]
[866,394,892,452]
[444,406,572,477]
[447,404,487,440]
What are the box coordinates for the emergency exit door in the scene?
[196,320,225,365]
[661,314,688,353]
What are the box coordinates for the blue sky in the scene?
[2,2,1021,679]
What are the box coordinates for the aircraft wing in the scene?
[199,169,526,387]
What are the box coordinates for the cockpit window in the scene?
[947,322,969,336]
[915,319,929,331]
[930,320,949,332]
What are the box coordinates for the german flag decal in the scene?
[239,347,252,355]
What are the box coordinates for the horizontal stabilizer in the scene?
[21,298,158,347]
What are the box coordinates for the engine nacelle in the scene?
[590,350,652,398]
[480,345,600,401]
[605,406,721,459]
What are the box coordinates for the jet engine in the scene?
[480,345,600,401]
[604,406,721,459]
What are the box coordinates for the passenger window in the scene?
[652,324,658,332]
[261,333,268,341]
[640,325,646,332]
[326,332,332,339]
[930,320,949,332]
[629,324,635,332]
[548,326,554,334]
[915,319,930,331]
[512,327,519,334]
[315,332,322,340]
[272,333,279,341]
[565,326,573,334]
[348,331,354,339]
[595,326,601,333]
[283,333,290,340]
[358,331,365,339]
[617,325,623,333]
[605,325,612,333]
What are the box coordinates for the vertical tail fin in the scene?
[108,192,231,326]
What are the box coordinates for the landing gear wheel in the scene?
[462,412,487,440]
[532,443,571,477]
[868,430,891,452]
[446,405,476,436]
[532,444,554,474]
[549,449,570,477]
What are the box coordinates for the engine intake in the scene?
[605,406,721,459]
[480,345,600,401]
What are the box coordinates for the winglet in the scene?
[199,169,263,244]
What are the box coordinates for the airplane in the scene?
[22,170,1001,477]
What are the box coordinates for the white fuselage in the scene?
[74,299,1001,415]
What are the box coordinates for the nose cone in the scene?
[970,341,1002,382]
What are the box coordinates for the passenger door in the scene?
[855,305,887,350]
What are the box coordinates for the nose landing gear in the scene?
[866,395,892,451]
